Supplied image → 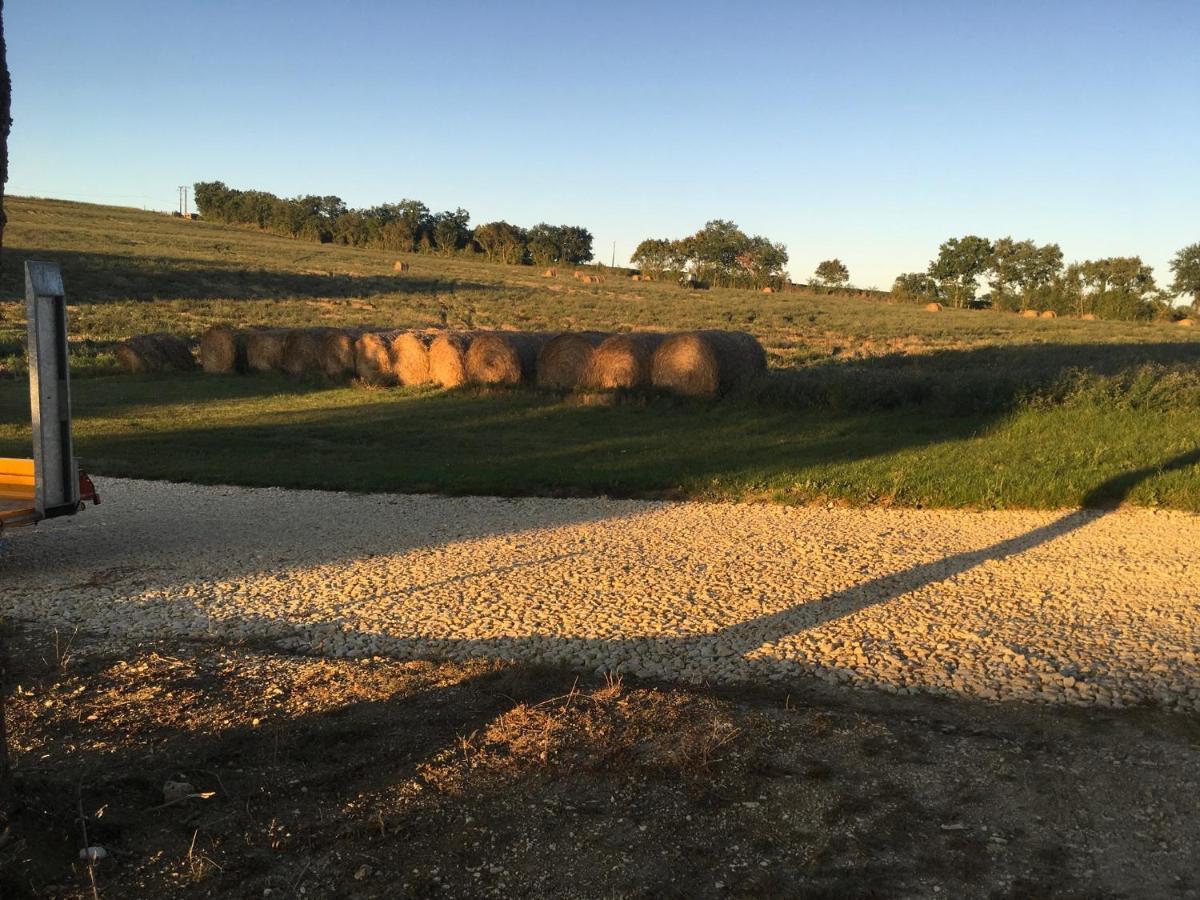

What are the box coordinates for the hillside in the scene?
[1,196,1196,376]
[1,196,1198,510]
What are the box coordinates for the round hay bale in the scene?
[1081,313,1098,321]
[355,330,403,386]
[1020,309,1040,318]
[429,332,474,387]
[1040,310,1058,319]
[199,325,244,374]
[630,274,641,282]
[762,286,774,294]
[281,328,334,378]
[116,333,195,374]
[537,332,610,390]
[924,302,943,312]
[392,260,410,273]
[1179,318,1196,328]
[317,328,361,378]
[650,330,767,397]
[466,332,551,386]
[585,332,666,389]
[392,331,435,385]
[245,329,291,372]
[541,268,557,278]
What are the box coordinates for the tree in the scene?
[473,221,527,264]
[631,238,673,275]
[815,258,849,289]
[1169,243,1200,312]
[892,272,941,302]
[525,224,594,266]
[741,237,788,287]
[1077,257,1157,320]
[430,208,470,255]
[989,238,1062,310]
[928,235,994,308]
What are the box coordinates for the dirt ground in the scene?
[2,625,1199,900]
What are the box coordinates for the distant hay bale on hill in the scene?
[1179,318,1196,328]
[650,330,767,396]
[281,328,334,378]
[466,332,550,386]
[541,268,557,278]
[355,330,403,386]
[631,274,642,281]
[392,331,435,385]
[318,328,360,378]
[586,332,666,390]
[924,302,943,312]
[762,286,774,294]
[200,325,245,374]
[429,332,474,387]
[1081,313,1098,321]
[572,271,585,281]
[1020,309,1040,318]
[537,332,609,390]
[392,261,410,273]
[116,333,196,374]
[1040,310,1057,319]
[244,329,291,372]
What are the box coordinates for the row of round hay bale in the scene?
[318,328,360,378]
[537,332,609,389]
[466,332,552,386]
[354,330,404,386]
[116,333,197,374]
[649,330,767,396]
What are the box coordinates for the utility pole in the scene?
[177,185,189,216]
[611,241,616,268]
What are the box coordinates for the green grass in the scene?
[2,375,1197,510]
[1,196,1198,509]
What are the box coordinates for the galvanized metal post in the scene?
[24,260,79,518]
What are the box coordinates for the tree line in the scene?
[893,236,1200,320]
[631,220,788,289]
[192,181,594,265]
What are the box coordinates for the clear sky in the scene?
[6,0,1198,289]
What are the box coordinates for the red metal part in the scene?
[79,470,99,506]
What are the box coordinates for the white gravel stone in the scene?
[1,478,1197,711]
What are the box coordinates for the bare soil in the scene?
[2,625,1199,899]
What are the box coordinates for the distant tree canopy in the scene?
[893,232,1175,321]
[193,181,590,265]
[814,258,849,288]
[1169,242,1200,311]
[632,220,787,288]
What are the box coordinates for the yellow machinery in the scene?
[0,260,97,533]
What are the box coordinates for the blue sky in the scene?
[7,1,1198,289]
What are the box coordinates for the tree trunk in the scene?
[0,0,12,827]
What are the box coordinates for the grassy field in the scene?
[1,196,1198,509]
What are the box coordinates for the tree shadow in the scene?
[0,248,494,304]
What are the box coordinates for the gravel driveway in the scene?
[2,479,1197,711]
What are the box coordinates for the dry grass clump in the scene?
[199,325,245,374]
[429,332,474,387]
[354,330,406,386]
[650,330,767,396]
[466,332,550,385]
[585,332,666,389]
[417,676,742,791]
[245,329,291,372]
[392,331,435,385]
[537,331,609,390]
[116,333,196,374]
